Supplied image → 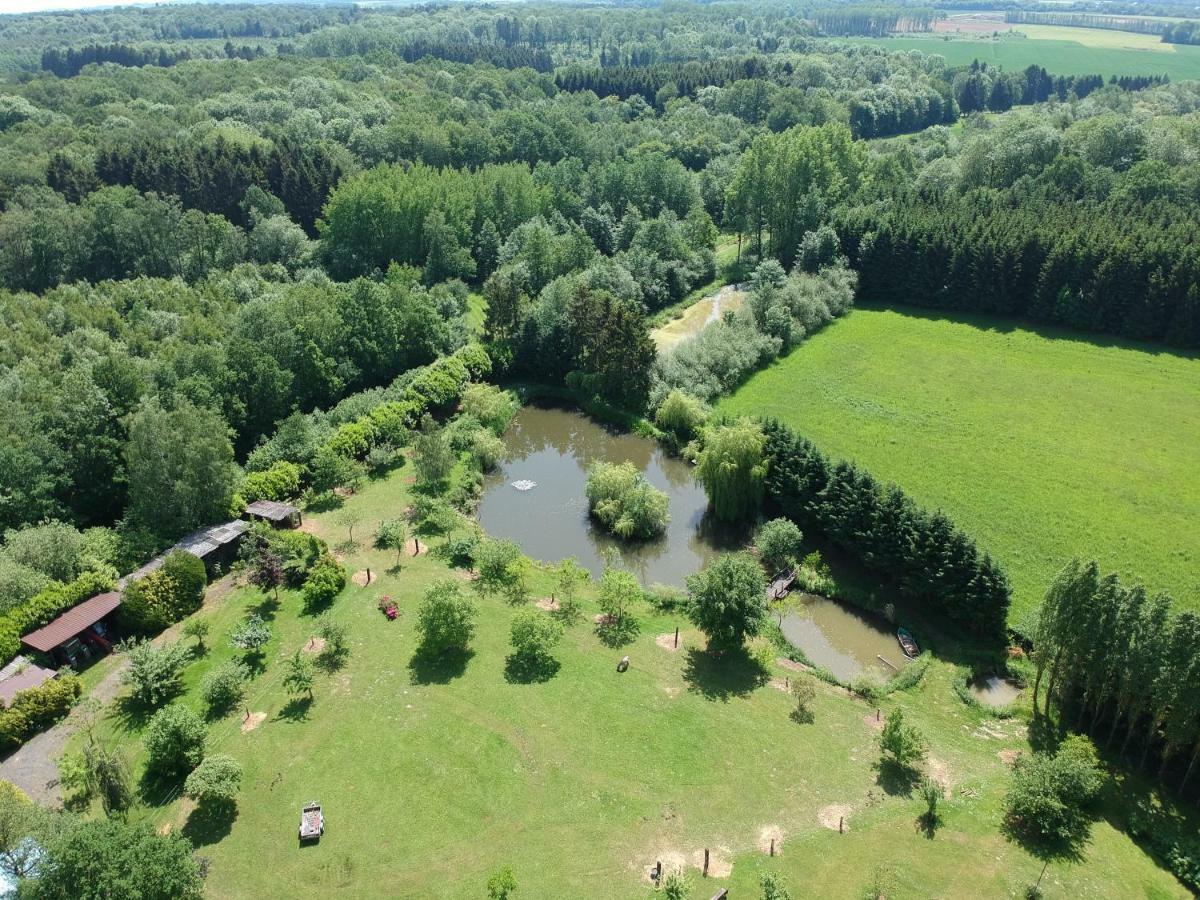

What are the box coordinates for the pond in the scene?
[477,406,743,586]
[970,675,1022,708]
[779,595,907,682]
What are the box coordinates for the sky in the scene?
[0,0,164,12]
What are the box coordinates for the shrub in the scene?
[416,580,477,655]
[597,567,642,645]
[200,660,249,716]
[437,531,480,570]
[685,552,768,651]
[585,461,669,540]
[754,518,804,572]
[471,430,506,472]
[509,609,563,663]
[653,389,707,445]
[879,707,927,771]
[34,819,204,900]
[183,754,242,804]
[0,674,81,752]
[143,704,206,779]
[119,639,190,708]
[1005,734,1103,844]
[302,555,346,611]
[240,461,302,503]
[119,552,206,635]
[461,383,518,434]
[474,540,529,603]
[229,614,272,658]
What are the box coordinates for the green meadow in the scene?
[67,453,1191,898]
[842,35,1200,80]
[718,307,1200,622]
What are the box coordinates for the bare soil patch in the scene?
[998,748,1022,766]
[241,711,267,733]
[594,613,617,626]
[819,804,852,832]
[927,756,953,797]
[641,849,688,882]
[655,633,681,652]
[777,658,812,673]
[303,637,327,655]
[535,597,558,612]
[757,824,784,855]
[769,677,791,694]
[661,685,681,699]
[351,570,373,588]
[690,847,732,878]
[863,713,884,731]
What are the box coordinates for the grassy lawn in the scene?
[66,445,1193,898]
[839,35,1200,80]
[717,307,1200,622]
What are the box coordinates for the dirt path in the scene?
[0,656,128,806]
[0,573,239,807]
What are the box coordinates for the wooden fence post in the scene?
[839,816,844,834]
[703,848,709,877]
[770,837,775,856]
[674,626,679,648]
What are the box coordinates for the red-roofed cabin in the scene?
[21,592,121,669]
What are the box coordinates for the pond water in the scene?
[779,595,907,682]
[970,675,1022,708]
[477,406,743,586]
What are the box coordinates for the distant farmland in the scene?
[718,307,1200,622]
[842,34,1200,80]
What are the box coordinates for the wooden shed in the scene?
[244,499,302,529]
[20,591,121,668]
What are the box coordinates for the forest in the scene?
[0,1,1198,895]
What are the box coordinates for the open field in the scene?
[66,448,1193,898]
[843,35,1200,79]
[717,307,1200,622]
[936,14,1185,51]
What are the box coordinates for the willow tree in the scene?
[696,419,766,522]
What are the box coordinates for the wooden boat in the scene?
[767,568,797,601]
[897,627,920,659]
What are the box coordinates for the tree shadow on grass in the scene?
[275,696,312,723]
[1001,814,1091,865]
[682,646,764,702]
[504,653,560,684]
[113,694,166,733]
[241,650,267,677]
[138,768,186,809]
[408,647,474,685]
[916,810,941,840]
[249,595,280,622]
[595,617,640,649]
[183,798,238,848]
[789,706,815,725]
[875,760,921,798]
[315,648,348,674]
[306,492,344,513]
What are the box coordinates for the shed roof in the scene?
[21,592,121,654]
[245,500,300,521]
[116,519,250,589]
